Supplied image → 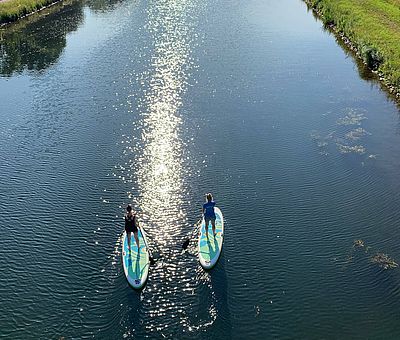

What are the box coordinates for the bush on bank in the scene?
[305,0,400,89]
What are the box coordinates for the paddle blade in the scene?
[182,239,190,250]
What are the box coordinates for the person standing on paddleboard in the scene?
[125,204,140,252]
[203,193,216,238]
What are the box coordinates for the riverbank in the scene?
[305,0,400,98]
[0,0,61,25]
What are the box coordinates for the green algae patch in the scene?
[305,0,400,95]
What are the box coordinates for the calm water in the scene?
[1,0,400,338]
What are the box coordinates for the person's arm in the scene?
[135,215,139,229]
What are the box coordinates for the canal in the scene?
[1,0,400,338]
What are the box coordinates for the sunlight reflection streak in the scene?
[137,0,192,243]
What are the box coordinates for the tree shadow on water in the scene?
[0,0,85,76]
[0,0,132,77]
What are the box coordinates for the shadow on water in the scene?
[120,289,145,338]
[208,256,232,339]
[95,234,147,339]
[95,277,145,339]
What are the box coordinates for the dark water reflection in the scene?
[0,0,125,76]
[0,1,83,76]
[85,0,125,12]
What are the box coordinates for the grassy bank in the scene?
[0,0,60,25]
[305,0,400,94]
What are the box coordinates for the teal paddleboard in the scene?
[122,229,150,289]
[198,207,224,269]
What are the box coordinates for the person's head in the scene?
[206,193,213,202]
[126,204,132,213]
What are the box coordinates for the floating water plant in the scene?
[345,128,370,141]
[310,130,335,155]
[337,109,367,126]
[347,240,397,270]
[337,144,366,155]
[353,239,365,248]
[352,239,371,254]
[371,253,398,270]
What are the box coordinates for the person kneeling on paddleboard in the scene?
[125,204,140,252]
[203,193,216,238]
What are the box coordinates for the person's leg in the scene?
[211,217,216,237]
[127,231,132,251]
[205,217,210,238]
[133,231,140,250]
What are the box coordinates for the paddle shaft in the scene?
[182,218,202,249]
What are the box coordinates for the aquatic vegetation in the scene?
[311,124,369,156]
[336,143,366,155]
[371,253,398,270]
[352,239,371,253]
[337,109,367,126]
[310,130,334,155]
[345,128,371,141]
[349,240,398,270]
[353,239,365,248]
[331,109,369,155]
[310,130,321,140]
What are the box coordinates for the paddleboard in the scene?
[122,228,150,289]
[198,207,224,269]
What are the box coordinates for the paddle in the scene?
[182,239,190,250]
[138,226,156,266]
[182,219,202,250]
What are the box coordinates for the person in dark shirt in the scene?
[125,204,139,251]
[203,193,216,238]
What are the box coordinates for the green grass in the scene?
[0,0,60,24]
[305,0,400,88]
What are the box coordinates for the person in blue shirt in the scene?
[203,193,216,238]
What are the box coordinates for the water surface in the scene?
[1,0,400,338]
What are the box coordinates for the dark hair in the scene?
[126,204,132,212]
[206,193,213,202]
